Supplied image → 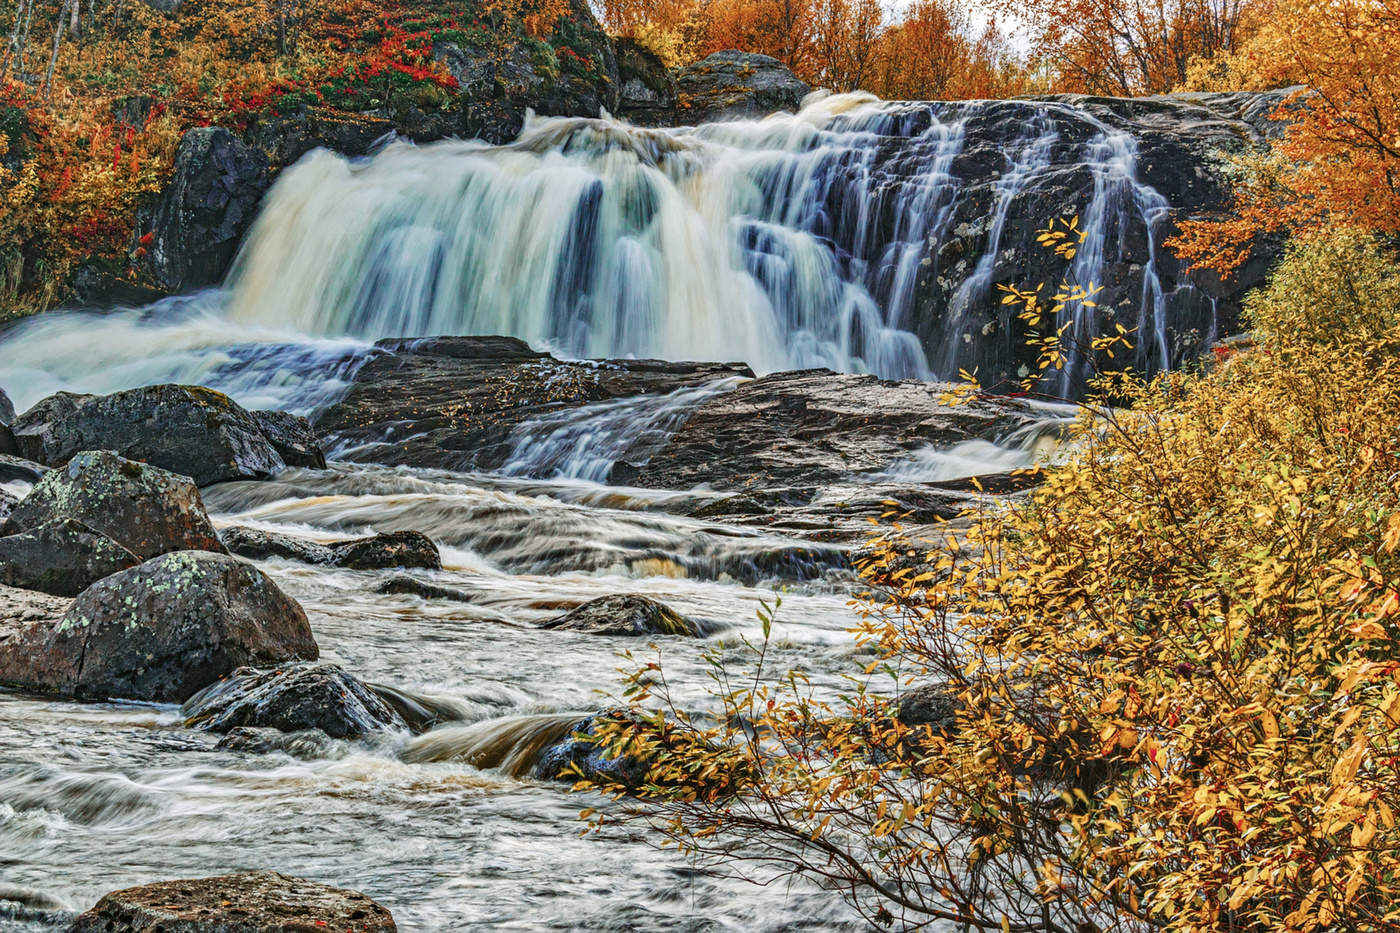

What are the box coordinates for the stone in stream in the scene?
[675,51,810,123]
[183,663,407,738]
[375,574,475,603]
[312,336,752,472]
[2,450,225,559]
[66,870,396,933]
[0,551,318,703]
[221,526,442,570]
[533,709,651,789]
[0,518,141,597]
[251,409,327,469]
[540,594,701,637]
[11,384,286,485]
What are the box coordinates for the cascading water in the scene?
[215,91,1187,390]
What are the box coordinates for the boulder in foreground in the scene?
[0,551,318,703]
[0,518,140,596]
[66,869,396,933]
[3,450,225,559]
[11,385,285,485]
[183,663,406,738]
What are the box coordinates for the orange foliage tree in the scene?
[1171,0,1400,273]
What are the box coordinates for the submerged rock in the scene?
[676,51,810,123]
[183,663,406,738]
[222,526,442,570]
[66,870,396,933]
[375,574,476,603]
[252,410,327,469]
[540,594,700,637]
[0,551,318,703]
[0,518,140,597]
[12,385,286,485]
[3,450,225,559]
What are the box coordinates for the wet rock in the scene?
[220,525,334,564]
[222,526,441,570]
[0,386,13,425]
[0,518,141,596]
[676,51,810,124]
[534,709,649,789]
[329,530,440,570]
[183,663,407,738]
[895,683,961,734]
[3,450,225,559]
[135,127,272,293]
[252,410,326,469]
[214,725,346,758]
[0,454,47,484]
[614,38,677,126]
[66,870,396,933]
[625,370,1041,491]
[0,551,318,703]
[540,594,699,637]
[375,574,475,603]
[12,385,285,485]
[314,336,751,471]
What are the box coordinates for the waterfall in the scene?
[221,92,1187,389]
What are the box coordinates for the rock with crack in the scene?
[66,870,396,933]
[539,594,701,637]
[2,450,225,559]
[183,663,407,738]
[0,551,318,703]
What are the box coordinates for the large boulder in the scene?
[540,594,700,637]
[221,526,441,570]
[251,410,327,469]
[136,127,272,293]
[3,450,225,559]
[0,453,48,484]
[183,664,407,738]
[67,870,396,933]
[0,551,318,703]
[12,386,285,485]
[676,51,810,124]
[0,518,140,596]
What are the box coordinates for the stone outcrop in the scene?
[0,551,318,703]
[3,450,225,559]
[675,50,810,123]
[312,336,752,472]
[11,386,287,485]
[134,127,272,293]
[66,871,396,933]
[183,663,407,738]
[614,38,678,126]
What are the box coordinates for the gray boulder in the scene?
[13,385,285,485]
[136,127,272,293]
[3,450,225,559]
[0,518,140,596]
[540,594,700,637]
[252,410,326,469]
[0,551,318,703]
[66,870,396,933]
[0,454,48,483]
[676,51,810,123]
[183,663,406,738]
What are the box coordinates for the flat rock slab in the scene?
[66,869,396,932]
[313,336,751,472]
